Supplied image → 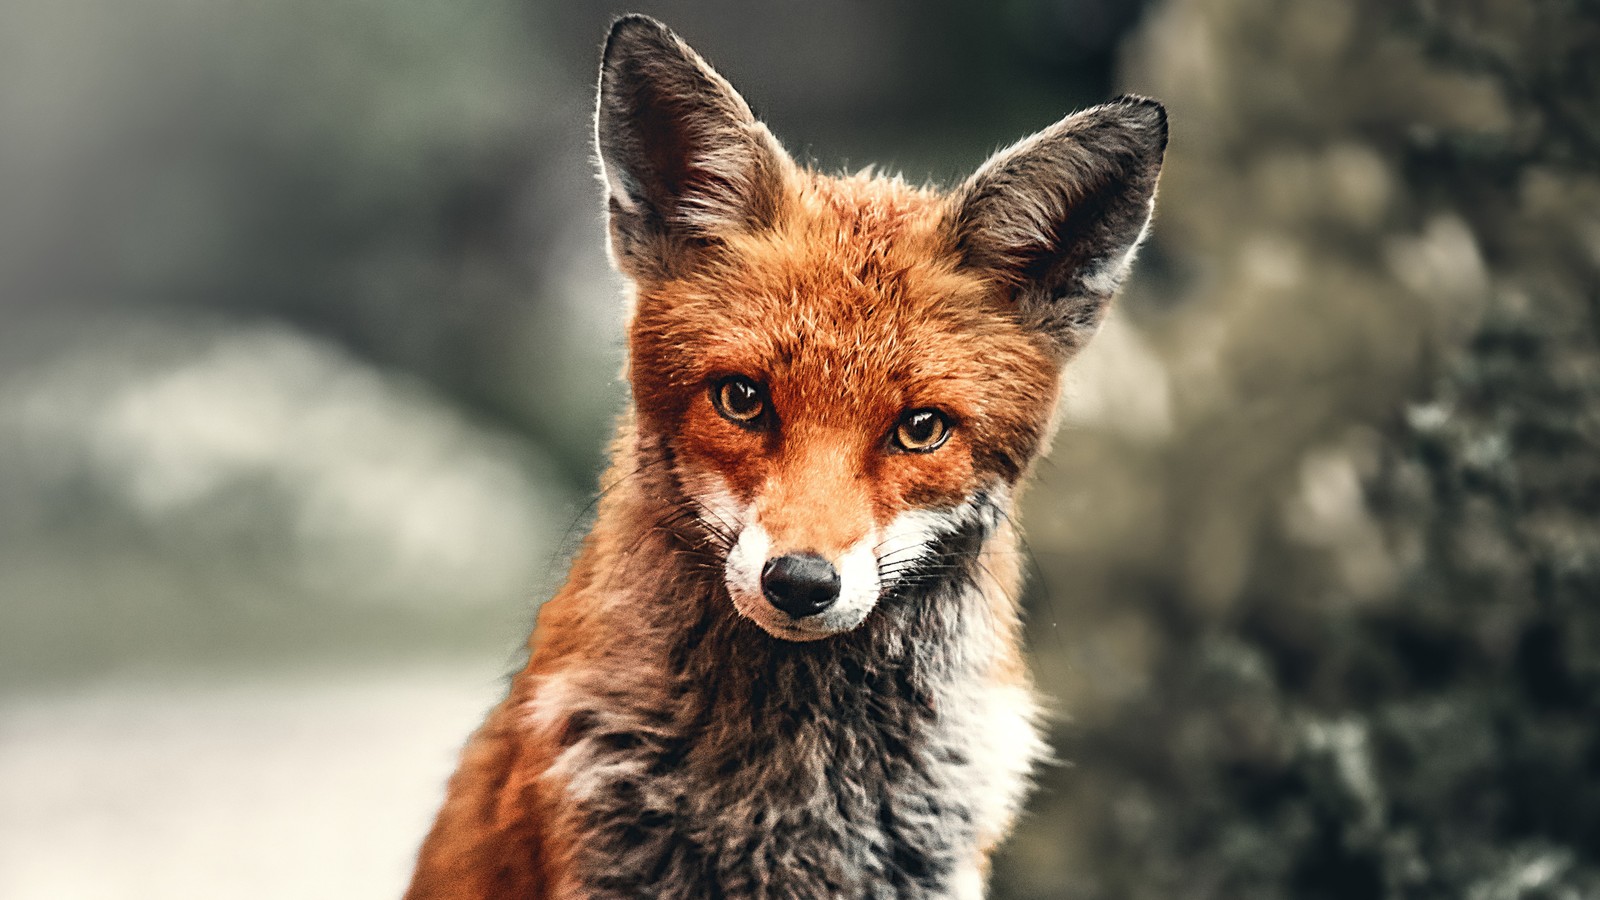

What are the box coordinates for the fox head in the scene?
[596,16,1165,642]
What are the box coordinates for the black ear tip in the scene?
[1108,94,1168,153]
[603,14,677,63]
[1108,94,1167,125]
[607,13,670,38]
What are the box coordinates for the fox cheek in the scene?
[875,485,1009,587]
[950,96,1167,358]
[671,409,770,500]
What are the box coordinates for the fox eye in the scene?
[712,375,767,427]
[892,409,952,453]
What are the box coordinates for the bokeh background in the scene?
[2,0,1597,897]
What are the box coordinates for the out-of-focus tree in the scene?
[4,0,1596,895]
[997,0,1600,897]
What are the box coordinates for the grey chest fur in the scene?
[543,587,1036,900]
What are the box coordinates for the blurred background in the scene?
[2,0,1596,897]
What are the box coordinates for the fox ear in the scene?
[596,15,791,280]
[952,96,1167,356]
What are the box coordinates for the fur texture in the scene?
[406,14,1165,899]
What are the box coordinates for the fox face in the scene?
[598,17,1165,641]
[626,185,1062,641]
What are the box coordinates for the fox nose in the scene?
[761,552,841,618]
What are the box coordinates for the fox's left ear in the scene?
[596,15,792,281]
[951,96,1167,356]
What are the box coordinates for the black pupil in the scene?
[726,381,759,416]
[905,412,938,443]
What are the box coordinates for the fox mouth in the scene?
[721,522,883,642]
[674,475,997,642]
[711,505,967,643]
[733,602,865,642]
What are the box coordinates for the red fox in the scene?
[406,14,1165,899]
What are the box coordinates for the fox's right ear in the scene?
[596,15,791,281]
[951,97,1167,358]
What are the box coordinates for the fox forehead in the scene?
[630,172,1061,430]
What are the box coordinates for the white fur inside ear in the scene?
[1079,220,1147,296]
[671,133,776,233]
[955,101,1164,353]
[602,164,639,214]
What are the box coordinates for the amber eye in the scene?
[892,409,952,453]
[712,375,767,427]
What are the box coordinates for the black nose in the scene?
[761,552,841,618]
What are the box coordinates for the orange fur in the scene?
[631,174,1061,556]
[406,15,1164,898]
[411,178,1048,900]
